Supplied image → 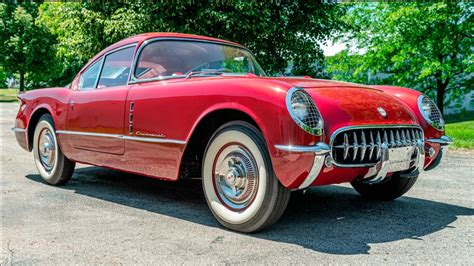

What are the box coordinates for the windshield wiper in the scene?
[185,68,232,79]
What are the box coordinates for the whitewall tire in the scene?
[33,114,75,185]
[202,121,290,233]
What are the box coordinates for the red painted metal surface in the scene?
[14,33,445,189]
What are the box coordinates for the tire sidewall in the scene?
[33,116,60,182]
[202,122,278,231]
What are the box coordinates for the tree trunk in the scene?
[435,77,449,116]
[19,71,25,92]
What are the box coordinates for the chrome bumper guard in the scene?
[426,135,453,146]
[275,143,330,189]
[424,135,453,171]
[275,135,452,189]
[361,140,425,184]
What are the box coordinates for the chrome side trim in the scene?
[274,142,330,155]
[121,135,186,145]
[426,135,453,145]
[56,130,118,138]
[55,130,186,145]
[274,142,330,189]
[11,127,27,133]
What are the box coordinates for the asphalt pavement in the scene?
[1,102,473,264]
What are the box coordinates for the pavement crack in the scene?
[6,239,14,265]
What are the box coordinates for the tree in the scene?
[0,2,56,91]
[37,2,346,85]
[326,2,473,114]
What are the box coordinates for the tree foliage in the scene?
[326,2,473,114]
[0,2,56,91]
[35,1,345,87]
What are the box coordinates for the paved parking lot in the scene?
[1,102,473,264]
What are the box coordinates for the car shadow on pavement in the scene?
[26,166,474,255]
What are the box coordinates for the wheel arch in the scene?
[27,106,54,151]
[179,107,266,179]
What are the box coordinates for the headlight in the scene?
[286,87,324,136]
[417,95,445,130]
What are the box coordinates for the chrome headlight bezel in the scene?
[286,87,324,136]
[417,95,445,131]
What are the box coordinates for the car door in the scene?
[67,44,136,155]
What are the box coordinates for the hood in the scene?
[271,77,368,89]
[300,84,418,135]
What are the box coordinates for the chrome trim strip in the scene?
[56,130,118,138]
[77,43,138,91]
[128,37,264,85]
[426,135,453,145]
[329,124,424,168]
[11,127,26,133]
[55,130,186,145]
[121,135,186,145]
[274,142,330,155]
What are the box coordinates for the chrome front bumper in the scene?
[274,135,452,189]
[274,143,330,189]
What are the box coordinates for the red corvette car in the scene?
[13,33,452,232]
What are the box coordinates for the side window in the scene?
[78,58,103,91]
[97,46,135,88]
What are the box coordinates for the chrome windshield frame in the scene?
[128,37,266,85]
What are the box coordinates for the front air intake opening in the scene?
[331,126,424,166]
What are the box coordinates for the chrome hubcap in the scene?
[38,128,56,172]
[214,144,259,210]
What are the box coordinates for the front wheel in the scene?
[33,114,75,185]
[202,121,290,233]
[351,172,419,201]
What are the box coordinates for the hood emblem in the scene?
[377,107,387,118]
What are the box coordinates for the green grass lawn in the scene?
[0,88,18,102]
[445,120,474,150]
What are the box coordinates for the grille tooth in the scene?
[401,130,406,145]
[396,130,401,147]
[383,131,389,147]
[389,131,395,148]
[352,132,358,161]
[343,133,349,159]
[368,131,375,160]
[331,127,423,166]
[360,131,367,160]
[376,131,382,159]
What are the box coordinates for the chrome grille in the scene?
[421,96,444,129]
[290,90,322,129]
[331,126,424,166]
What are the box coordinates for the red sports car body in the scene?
[13,33,452,232]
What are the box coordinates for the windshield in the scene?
[134,40,266,80]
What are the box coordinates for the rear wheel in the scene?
[202,121,290,233]
[33,114,75,185]
[351,172,419,201]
